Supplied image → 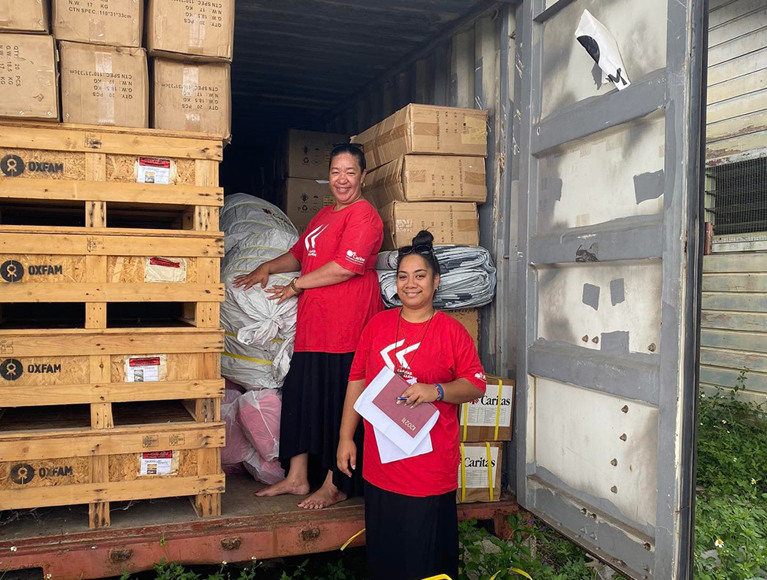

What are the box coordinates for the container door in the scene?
[514,0,706,578]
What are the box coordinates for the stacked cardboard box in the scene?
[147,0,234,138]
[355,104,488,250]
[281,129,348,232]
[51,0,147,127]
[456,376,514,503]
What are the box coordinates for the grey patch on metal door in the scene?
[633,170,664,203]
[610,278,625,305]
[601,331,630,354]
[582,283,600,310]
[539,177,563,212]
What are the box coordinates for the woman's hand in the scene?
[232,263,270,291]
[337,438,357,477]
[397,382,440,409]
[265,283,299,304]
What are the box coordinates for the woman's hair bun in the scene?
[412,230,434,248]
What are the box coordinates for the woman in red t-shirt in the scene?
[337,230,486,580]
[233,144,383,509]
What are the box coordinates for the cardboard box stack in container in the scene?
[446,309,480,350]
[457,441,502,503]
[59,41,148,127]
[0,0,49,32]
[356,104,487,250]
[460,376,514,442]
[146,0,234,138]
[280,129,348,231]
[0,33,58,120]
[52,0,142,47]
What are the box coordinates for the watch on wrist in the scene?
[289,277,303,294]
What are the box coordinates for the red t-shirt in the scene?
[289,200,384,353]
[349,309,486,496]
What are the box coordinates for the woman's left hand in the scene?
[265,283,299,305]
[397,382,440,409]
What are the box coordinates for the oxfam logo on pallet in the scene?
[0,154,25,177]
[1,260,24,283]
[0,359,23,381]
[10,464,35,485]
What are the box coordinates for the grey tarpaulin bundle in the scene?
[376,245,497,309]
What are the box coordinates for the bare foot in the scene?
[297,484,347,510]
[254,478,310,497]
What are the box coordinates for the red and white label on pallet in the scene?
[124,355,167,382]
[140,451,175,476]
[136,157,172,185]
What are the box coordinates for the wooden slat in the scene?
[709,8,767,47]
[89,352,112,528]
[0,475,225,510]
[707,89,767,123]
[701,328,767,353]
[701,310,767,331]
[0,230,223,257]
[700,365,767,393]
[0,123,224,161]
[1,328,224,357]
[700,346,767,373]
[0,179,223,207]
[706,110,767,142]
[701,291,767,312]
[2,379,225,407]
[708,48,767,86]
[708,27,767,67]
[708,68,767,105]
[700,382,767,406]
[709,0,767,28]
[703,252,767,272]
[0,423,225,461]
[0,283,224,303]
[707,132,767,162]
[702,273,767,292]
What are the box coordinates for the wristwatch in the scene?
[289,277,303,294]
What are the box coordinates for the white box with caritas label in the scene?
[459,376,514,442]
[457,442,502,504]
[139,450,176,476]
[124,354,167,382]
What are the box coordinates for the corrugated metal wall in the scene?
[706,0,767,165]
[324,3,518,378]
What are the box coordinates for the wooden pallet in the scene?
[0,122,223,232]
[0,328,225,527]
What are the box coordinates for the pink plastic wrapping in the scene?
[243,450,285,485]
[221,396,253,466]
[236,389,282,461]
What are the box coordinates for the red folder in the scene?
[371,372,438,439]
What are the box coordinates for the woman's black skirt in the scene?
[278,351,364,497]
[364,482,459,580]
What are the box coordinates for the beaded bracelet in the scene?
[435,383,444,402]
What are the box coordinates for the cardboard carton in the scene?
[284,129,348,179]
[0,0,49,32]
[378,201,478,250]
[445,309,479,351]
[151,58,231,138]
[147,0,234,62]
[352,104,487,170]
[59,41,148,128]
[282,178,334,233]
[52,0,142,47]
[457,441,502,503]
[459,376,514,442]
[0,33,58,121]
[365,155,486,208]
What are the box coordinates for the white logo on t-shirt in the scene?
[380,340,421,381]
[345,249,365,265]
[304,224,328,257]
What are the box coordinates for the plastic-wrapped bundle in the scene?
[221,395,252,466]
[376,245,497,310]
[244,450,285,485]
[236,389,282,462]
[220,194,299,389]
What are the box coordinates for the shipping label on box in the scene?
[283,178,334,232]
[60,42,148,128]
[380,201,479,250]
[284,129,348,180]
[0,0,49,33]
[152,58,231,138]
[124,354,167,382]
[139,450,176,476]
[147,0,234,61]
[53,0,142,47]
[457,442,502,503]
[365,155,487,208]
[0,34,58,121]
[353,104,488,171]
[460,376,514,442]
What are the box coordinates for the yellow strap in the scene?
[421,576,452,580]
[222,351,272,365]
[494,378,503,441]
[461,402,469,442]
[340,528,365,551]
[486,442,494,502]
[460,443,466,503]
[490,568,533,580]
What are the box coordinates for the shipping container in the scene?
[0,0,707,578]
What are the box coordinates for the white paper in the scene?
[374,426,432,464]
[125,356,164,382]
[140,453,173,476]
[136,157,171,184]
[575,10,631,90]
[458,445,499,489]
[354,366,439,456]
[461,383,513,427]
